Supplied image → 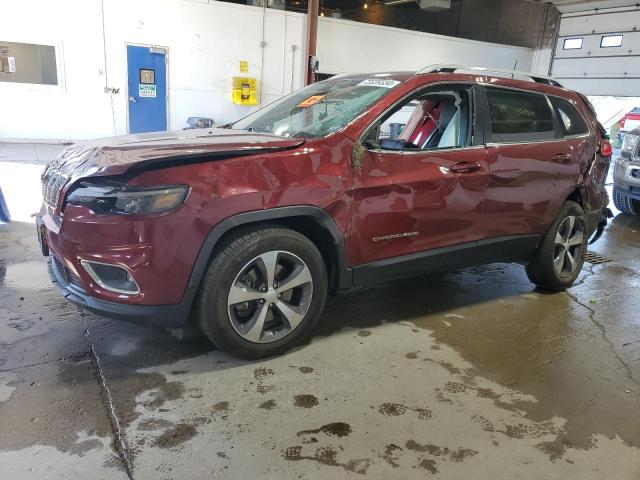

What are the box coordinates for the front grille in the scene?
[52,255,68,283]
[41,168,69,209]
[52,255,84,290]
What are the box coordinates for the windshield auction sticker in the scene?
[297,95,326,108]
[357,79,401,88]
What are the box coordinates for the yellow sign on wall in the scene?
[239,60,248,73]
[232,77,258,105]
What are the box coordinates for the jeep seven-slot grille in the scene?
[41,168,69,209]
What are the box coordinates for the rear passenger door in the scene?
[482,87,577,239]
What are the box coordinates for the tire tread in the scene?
[525,201,586,291]
[195,226,327,359]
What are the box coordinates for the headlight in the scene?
[67,183,189,215]
[621,133,639,159]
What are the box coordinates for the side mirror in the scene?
[362,139,379,150]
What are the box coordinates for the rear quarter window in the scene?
[485,87,555,143]
[549,96,589,136]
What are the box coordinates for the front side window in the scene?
[549,96,589,136]
[368,88,472,151]
[485,88,555,143]
[232,77,401,138]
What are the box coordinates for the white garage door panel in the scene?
[558,8,640,36]
[554,78,639,97]
[553,56,640,77]
[555,32,639,59]
[551,7,640,96]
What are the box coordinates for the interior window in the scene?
[549,96,589,136]
[372,89,471,151]
[563,38,583,50]
[486,88,555,142]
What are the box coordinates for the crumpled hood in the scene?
[49,128,306,178]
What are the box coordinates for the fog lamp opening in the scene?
[81,260,140,294]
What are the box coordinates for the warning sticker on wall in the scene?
[357,79,400,89]
[239,60,249,73]
[139,84,156,98]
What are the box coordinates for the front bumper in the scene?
[613,158,640,198]
[37,209,193,329]
[47,255,190,328]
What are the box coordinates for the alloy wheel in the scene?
[227,250,313,343]
[553,215,584,277]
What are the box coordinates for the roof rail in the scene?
[417,64,564,88]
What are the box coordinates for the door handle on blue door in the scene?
[449,161,482,173]
[129,96,136,103]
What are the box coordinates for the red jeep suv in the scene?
[38,65,612,358]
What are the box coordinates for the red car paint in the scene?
[39,71,609,316]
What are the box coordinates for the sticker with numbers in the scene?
[357,79,401,88]
[139,84,157,98]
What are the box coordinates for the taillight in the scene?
[620,118,625,128]
[598,139,612,157]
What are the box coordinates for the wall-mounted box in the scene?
[232,77,258,106]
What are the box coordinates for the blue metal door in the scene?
[127,45,167,133]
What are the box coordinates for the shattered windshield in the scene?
[232,77,401,138]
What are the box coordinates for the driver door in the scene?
[350,84,489,282]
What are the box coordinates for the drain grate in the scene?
[585,251,612,265]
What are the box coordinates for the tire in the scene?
[525,201,587,291]
[613,189,640,215]
[195,226,327,359]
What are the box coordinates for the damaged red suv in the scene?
[38,66,612,358]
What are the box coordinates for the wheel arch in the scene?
[565,185,587,211]
[183,206,352,314]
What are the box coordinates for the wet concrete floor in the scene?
[1,211,639,479]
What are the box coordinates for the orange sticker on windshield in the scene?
[297,95,325,108]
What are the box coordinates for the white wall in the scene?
[102,0,306,136]
[1,0,306,140]
[1,0,535,141]
[1,0,113,139]
[317,17,534,75]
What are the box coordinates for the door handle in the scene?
[129,96,137,103]
[552,153,573,163]
[449,161,482,173]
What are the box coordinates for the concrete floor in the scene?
[1,209,639,479]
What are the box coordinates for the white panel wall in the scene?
[1,0,113,140]
[101,0,305,137]
[551,7,640,96]
[317,17,534,75]
[1,0,534,141]
[1,0,305,140]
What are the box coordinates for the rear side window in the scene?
[485,88,555,142]
[549,96,589,136]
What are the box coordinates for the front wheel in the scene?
[195,226,328,359]
[613,189,640,215]
[526,201,587,291]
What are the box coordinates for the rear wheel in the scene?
[195,226,327,359]
[613,189,640,215]
[526,201,587,291]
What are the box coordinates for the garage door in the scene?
[551,5,640,96]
